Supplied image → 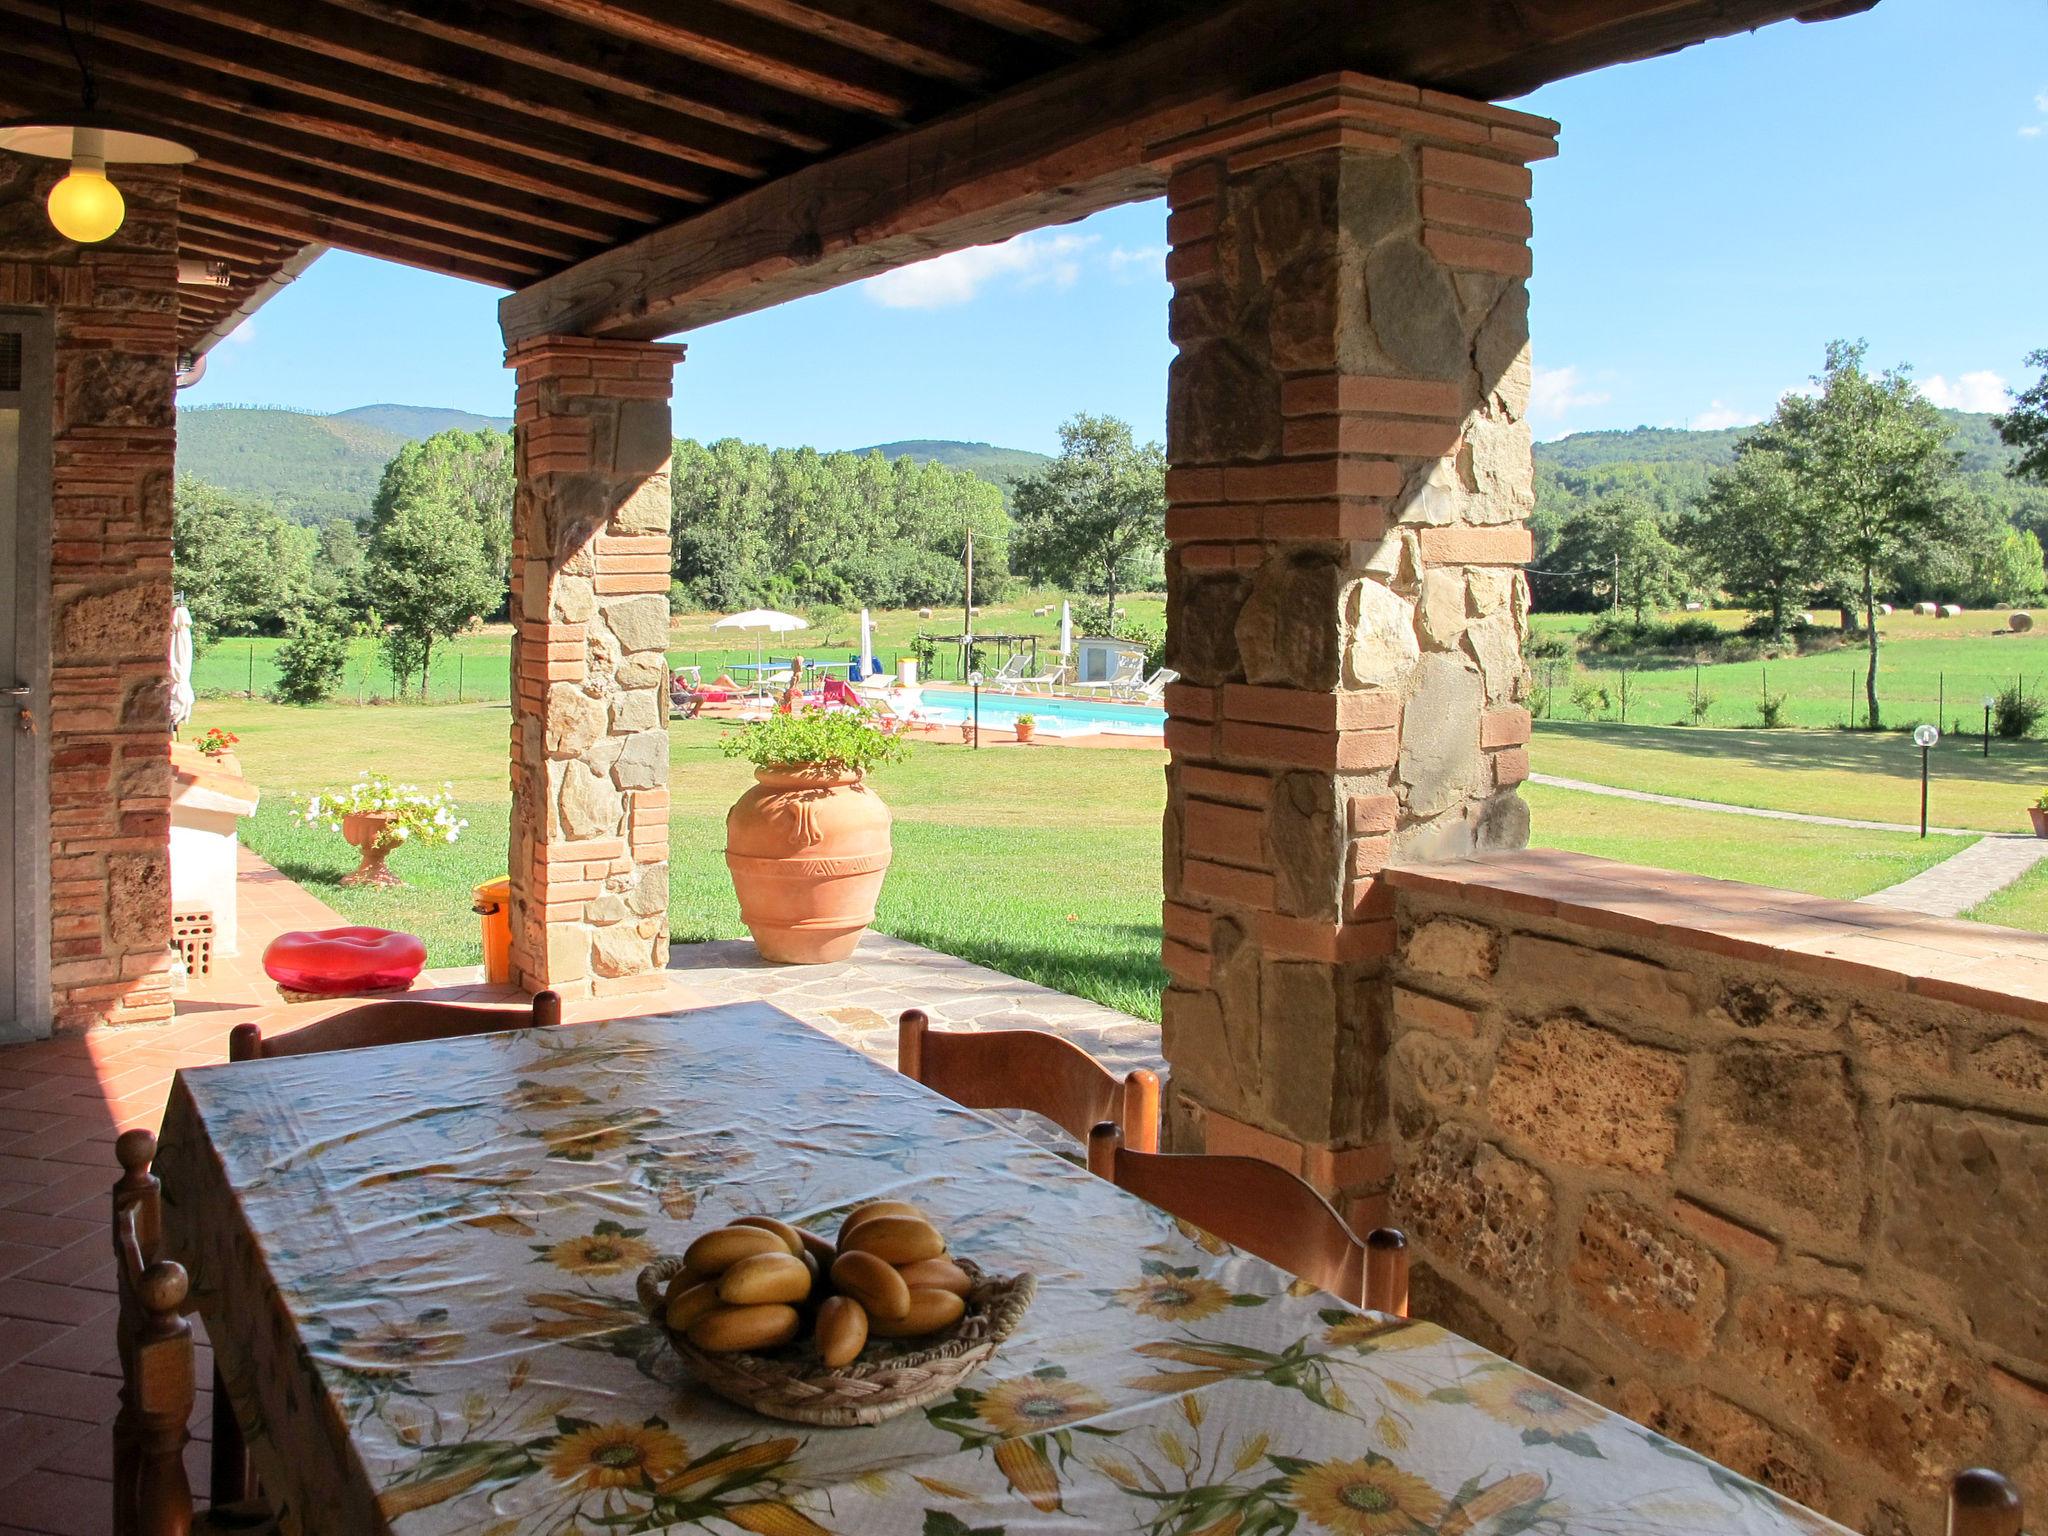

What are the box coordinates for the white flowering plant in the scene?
[299,773,468,851]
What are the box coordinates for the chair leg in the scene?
[211,1363,250,1506]
[1949,1470,2023,1536]
[1365,1228,1410,1318]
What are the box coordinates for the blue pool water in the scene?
[914,687,1164,737]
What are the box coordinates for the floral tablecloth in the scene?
[156,1001,1847,1536]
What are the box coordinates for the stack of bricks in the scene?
[1147,75,1556,1228]
[503,335,684,999]
[1,158,182,1033]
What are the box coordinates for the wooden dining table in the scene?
[153,1001,1850,1536]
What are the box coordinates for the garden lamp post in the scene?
[1914,724,1939,838]
[968,669,982,750]
[1984,696,1995,758]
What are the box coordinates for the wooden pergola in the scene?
[0,0,1866,357]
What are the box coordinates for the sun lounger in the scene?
[1070,653,1145,696]
[997,657,1065,694]
[1118,666,1179,704]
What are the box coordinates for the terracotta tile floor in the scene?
[0,851,1160,1533]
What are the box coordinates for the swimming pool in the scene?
[914,687,1165,738]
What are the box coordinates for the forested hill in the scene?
[850,440,1051,505]
[1532,410,2042,535]
[176,404,505,524]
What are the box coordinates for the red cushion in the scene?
[262,927,428,994]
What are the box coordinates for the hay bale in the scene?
[918,607,933,619]
[1940,604,1964,619]
[1683,601,1704,612]
[1878,602,1894,616]
[1914,601,1939,617]
[2013,612,2036,633]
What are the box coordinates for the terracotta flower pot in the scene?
[2030,806,2048,840]
[1014,721,1036,744]
[340,811,404,887]
[725,765,893,963]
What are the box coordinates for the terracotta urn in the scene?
[340,811,404,887]
[2030,806,2048,839]
[725,765,893,963]
[1013,719,1036,744]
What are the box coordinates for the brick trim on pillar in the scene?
[1151,75,1555,1223]
[1,160,183,1033]
[504,335,685,999]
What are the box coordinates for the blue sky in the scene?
[181,0,2048,451]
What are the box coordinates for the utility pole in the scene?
[1611,551,1619,615]
[962,526,975,679]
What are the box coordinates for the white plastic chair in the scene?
[1071,653,1144,696]
[1120,666,1178,704]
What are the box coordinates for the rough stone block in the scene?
[544,685,606,758]
[1389,1029,1479,1137]
[1397,653,1485,818]
[1489,1013,1683,1174]
[558,764,624,841]
[1881,1102,2047,1362]
[1404,914,1499,982]
[1236,551,1342,688]
[1965,1030,2048,1095]
[1498,934,1693,1027]
[1394,1123,1553,1313]
[603,594,670,653]
[1345,577,1421,689]
[1569,1192,1726,1360]
[1691,1043,1862,1239]
[1734,1287,1991,1483]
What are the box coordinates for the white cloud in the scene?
[223,318,257,347]
[2036,88,2048,112]
[1921,370,2010,412]
[1527,364,1611,425]
[860,231,1094,309]
[2022,124,2044,139]
[1690,401,1760,431]
[1106,245,1165,276]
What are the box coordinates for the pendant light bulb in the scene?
[46,129,124,243]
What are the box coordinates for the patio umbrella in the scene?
[858,607,875,678]
[712,608,809,686]
[168,603,195,733]
[1058,600,1072,656]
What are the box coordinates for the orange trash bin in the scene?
[473,876,512,986]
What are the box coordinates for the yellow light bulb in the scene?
[47,157,125,244]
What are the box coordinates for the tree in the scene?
[172,477,321,640]
[1995,348,2048,484]
[272,606,352,705]
[1682,446,1828,641]
[1009,414,1166,625]
[1758,340,1959,729]
[1547,494,1686,622]
[370,429,514,593]
[363,496,500,698]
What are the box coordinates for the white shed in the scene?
[1073,635,1148,683]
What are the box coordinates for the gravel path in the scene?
[1530,773,1977,837]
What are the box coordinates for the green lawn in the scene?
[1963,861,2048,932]
[191,590,1166,702]
[1532,719,2048,834]
[204,696,1970,1020]
[1528,605,2048,731]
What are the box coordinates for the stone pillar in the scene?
[503,335,684,1000]
[1151,76,1556,1225]
[1,156,182,1034]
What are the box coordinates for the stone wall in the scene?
[504,335,683,999]
[1153,76,1554,1224]
[1,154,181,1033]
[1384,854,2047,1535]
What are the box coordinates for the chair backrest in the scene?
[1111,652,1144,681]
[112,1130,198,1536]
[1086,1123,1411,1312]
[1949,1470,2024,1536]
[230,989,561,1061]
[1136,667,1180,700]
[899,1008,1160,1152]
[992,653,1031,681]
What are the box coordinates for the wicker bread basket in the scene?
[637,1253,1036,1426]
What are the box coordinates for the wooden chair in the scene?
[228,988,561,1061]
[898,1008,1160,1152]
[113,1129,278,1536]
[1087,1122,1410,1312]
[1949,1469,2025,1536]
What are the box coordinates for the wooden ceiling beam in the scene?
[511,0,955,117]
[0,0,737,202]
[503,0,1859,343]
[175,224,294,264]
[716,0,1067,84]
[0,5,682,222]
[0,35,629,252]
[925,0,1110,44]
[143,0,845,162]
[182,181,538,287]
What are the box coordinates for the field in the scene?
[201,694,1974,1018]
[191,591,1168,702]
[1532,719,2047,834]
[1528,606,2048,731]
